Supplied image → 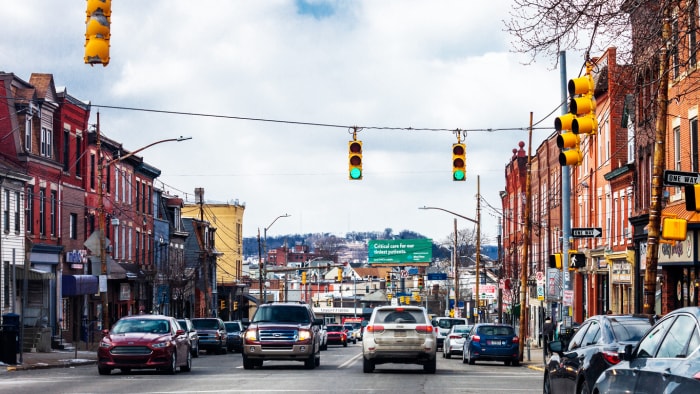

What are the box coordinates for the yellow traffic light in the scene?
[219,299,225,310]
[417,276,424,289]
[385,272,392,285]
[557,131,582,166]
[569,70,597,135]
[661,217,687,241]
[337,269,343,283]
[301,271,307,285]
[348,140,363,180]
[233,301,238,311]
[548,253,562,269]
[452,143,466,181]
[686,184,700,211]
[326,298,332,306]
[85,0,111,66]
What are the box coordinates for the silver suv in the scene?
[242,303,323,369]
[362,305,437,373]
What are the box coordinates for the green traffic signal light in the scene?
[452,143,466,181]
[349,140,363,180]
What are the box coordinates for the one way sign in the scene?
[569,253,586,269]
[571,227,602,238]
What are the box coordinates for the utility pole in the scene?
[519,113,533,361]
[97,112,109,330]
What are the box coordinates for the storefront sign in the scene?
[658,233,693,264]
[611,260,631,283]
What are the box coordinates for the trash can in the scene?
[1,313,19,365]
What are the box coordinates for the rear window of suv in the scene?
[192,319,221,330]
[375,309,426,324]
[477,325,514,336]
[437,318,466,329]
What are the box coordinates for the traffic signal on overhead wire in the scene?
[336,269,343,283]
[85,0,111,66]
[452,143,466,181]
[348,140,363,180]
[417,276,424,289]
[385,272,392,286]
[301,271,307,285]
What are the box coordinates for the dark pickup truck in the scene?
[242,303,323,369]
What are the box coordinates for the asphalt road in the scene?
[0,342,543,393]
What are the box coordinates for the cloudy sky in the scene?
[1,1,580,245]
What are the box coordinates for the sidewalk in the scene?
[0,348,97,372]
[521,342,547,372]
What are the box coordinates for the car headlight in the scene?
[99,338,113,348]
[152,340,171,348]
[244,330,257,341]
[298,329,311,341]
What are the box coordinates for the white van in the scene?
[431,317,467,350]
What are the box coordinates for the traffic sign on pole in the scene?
[663,170,700,186]
[571,227,602,238]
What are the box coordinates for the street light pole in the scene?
[260,213,290,302]
[420,176,481,320]
[96,112,191,329]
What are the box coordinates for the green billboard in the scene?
[368,239,432,264]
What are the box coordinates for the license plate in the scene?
[394,330,406,337]
[487,340,503,346]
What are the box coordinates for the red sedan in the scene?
[97,315,192,375]
[326,324,348,347]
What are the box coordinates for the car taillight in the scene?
[472,335,480,342]
[449,334,461,339]
[602,350,621,365]
[366,325,384,333]
[415,325,433,333]
[693,371,700,381]
[512,336,519,344]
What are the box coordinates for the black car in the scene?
[593,307,700,394]
[224,320,244,353]
[544,314,654,394]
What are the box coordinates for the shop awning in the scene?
[62,275,98,296]
[14,268,55,280]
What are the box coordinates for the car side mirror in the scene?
[548,340,564,355]
[619,344,634,361]
[241,318,250,326]
[361,321,368,327]
[175,329,185,337]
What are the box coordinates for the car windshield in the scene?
[376,309,426,324]
[327,325,343,332]
[112,319,170,334]
[252,307,310,323]
[611,320,653,342]
[177,320,187,330]
[453,325,471,334]
[224,322,240,332]
[192,319,220,330]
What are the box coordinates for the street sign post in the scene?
[571,227,602,238]
[663,170,700,186]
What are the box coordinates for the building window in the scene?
[692,117,699,172]
[26,187,33,233]
[136,231,141,264]
[691,1,698,69]
[50,190,57,237]
[40,127,52,158]
[674,126,681,170]
[14,191,20,233]
[75,135,82,178]
[69,213,77,240]
[39,188,46,236]
[672,10,680,78]
[3,190,9,232]
[3,261,9,307]
[136,180,141,213]
[114,167,119,201]
[147,185,152,214]
[63,128,70,171]
[90,154,96,190]
[25,115,32,152]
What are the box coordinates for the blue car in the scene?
[462,323,520,366]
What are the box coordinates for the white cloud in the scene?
[2,0,582,243]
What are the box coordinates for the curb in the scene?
[6,360,96,372]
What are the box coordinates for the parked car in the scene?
[443,324,472,359]
[326,324,348,347]
[463,323,520,366]
[432,316,467,350]
[593,307,700,394]
[544,314,654,394]
[344,323,358,344]
[176,318,200,357]
[223,320,244,353]
[97,314,192,375]
[362,305,437,373]
[191,317,227,354]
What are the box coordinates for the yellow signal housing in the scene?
[661,217,687,242]
[568,72,597,135]
[452,143,466,181]
[557,132,582,166]
[301,271,307,285]
[85,0,111,66]
[555,113,575,132]
[348,140,363,180]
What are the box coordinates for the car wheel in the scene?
[98,366,111,375]
[181,350,192,372]
[468,349,475,365]
[579,379,590,394]
[445,349,451,359]
[544,373,553,394]
[321,343,327,351]
[363,357,375,373]
[462,351,468,364]
[343,340,348,347]
[512,358,520,367]
[424,357,437,374]
[242,355,254,370]
[505,360,512,366]
[304,354,316,369]
[353,338,357,344]
[119,368,131,374]
[315,354,321,367]
[191,342,199,358]
[166,352,177,374]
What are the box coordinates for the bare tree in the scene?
[505,0,697,314]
